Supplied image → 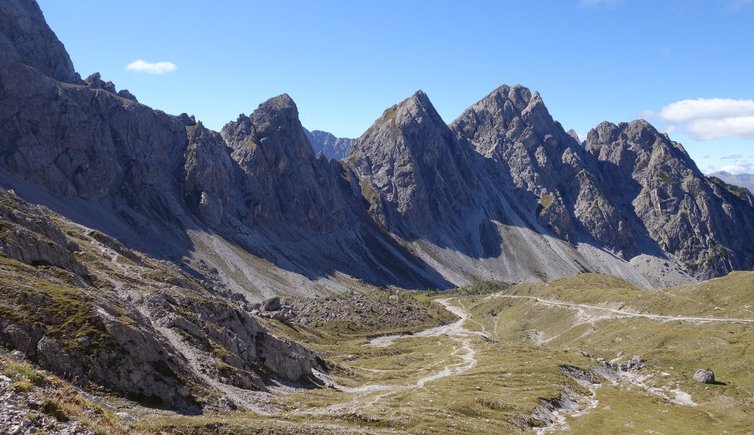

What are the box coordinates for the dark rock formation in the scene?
[221,95,352,233]
[348,91,478,238]
[586,120,754,278]
[0,0,79,83]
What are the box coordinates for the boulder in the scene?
[692,369,715,384]
[261,296,282,312]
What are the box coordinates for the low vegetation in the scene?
[137,272,753,433]
[0,352,128,434]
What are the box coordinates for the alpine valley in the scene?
[0,1,752,434]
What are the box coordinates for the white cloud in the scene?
[715,159,754,174]
[126,59,177,74]
[649,98,754,140]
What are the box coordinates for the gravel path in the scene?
[490,294,754,323]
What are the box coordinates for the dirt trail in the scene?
[367,298,491,347]
[490,294,754,323]
[317,299,483,396]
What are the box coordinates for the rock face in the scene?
[450,85,631,248]
[348,91,478,238]
[183,122,238,226]
[221,95,352,232]
[0,1,753,301]
[304,129,355,160]
[0,190,323,411]
[692,369,715,384]
[0,0,79,83]
[586,121,754,278]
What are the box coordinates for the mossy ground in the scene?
[134,272,753,434]
[0,353,128,434]
[0,256,115,354]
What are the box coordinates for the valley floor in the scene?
[3,272,753,434]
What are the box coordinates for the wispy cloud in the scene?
[644,98,754,140]
[126,59,177,74]
[579,0,622,8]
[722,154,745,160]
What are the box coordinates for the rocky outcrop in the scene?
[450,85,643,255]
[0,189,323,411]
[183,123,239,226]
[0,0,79,83]
[83,72,137,102]
[348,91,478,237]
[586,120,754,278]
[221,95,352,233]
[0,193,85,275]
[304,129,355,160]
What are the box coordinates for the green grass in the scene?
[657,169,674,186]
[0,256,114,353]
[3,361,47,385]
[539,194,555,210]
[42,400,69,422]
[462,272,754,433]
[708,176,751,199]
[133,273,754,433]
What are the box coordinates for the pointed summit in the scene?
[451,84,563,156]
[365,89,446,139]
[347,91,476,236]
[586,118,703,182]
[222,93,314,160]
[401,89,433,111]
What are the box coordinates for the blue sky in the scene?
[37,0,754,173]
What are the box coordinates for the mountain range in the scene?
[2,0,752,296]
[1,0,754,421]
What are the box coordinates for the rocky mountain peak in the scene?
[586,119,703,184]
[488,84,534,110]
[450,84,567,159]
[402,89,433,111]
[347,91,476,236]
[251,93,298,125]
[588,119,664,150]
[222,93,314,160]
[0,0,79,83]
[217,94,354,232]
[586,118,754,278]
[380,89,447,137]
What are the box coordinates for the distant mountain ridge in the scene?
[708,171,754,193]
[0,0,752,304]
[304,128,355,160]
